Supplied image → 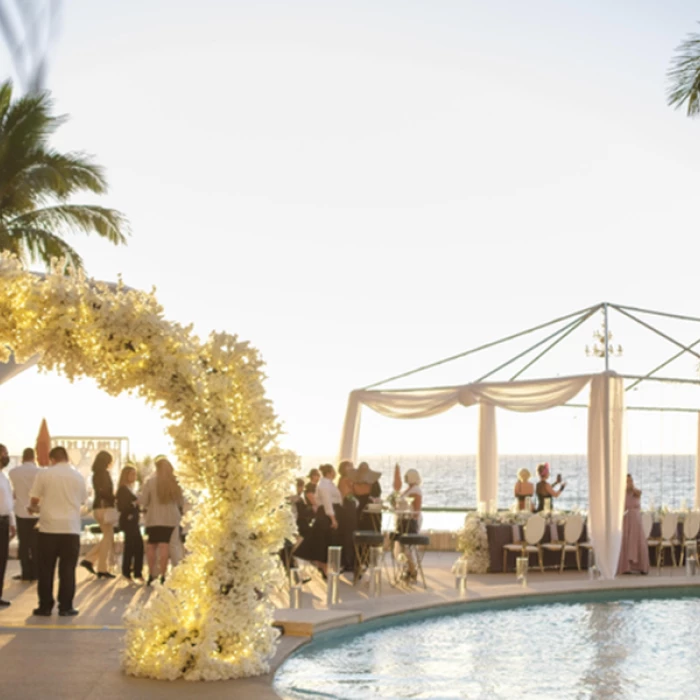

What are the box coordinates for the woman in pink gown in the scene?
[617,474,650,575]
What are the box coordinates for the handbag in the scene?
[102,507,119,526]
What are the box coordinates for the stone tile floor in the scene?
[0,553,696,699]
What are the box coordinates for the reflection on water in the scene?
[274,595,700,699]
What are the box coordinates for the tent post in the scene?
[476,403,498,509]
[603,303,610,373]
[696,413,700,510]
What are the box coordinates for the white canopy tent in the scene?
[339,302,700,580]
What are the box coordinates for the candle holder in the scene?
[454,557,468,597]
[524,496,532,513]
[368,545,383,598]
[686,541,698,577]
[289,567,302,609]
[516,557,528,587]
[588,547,599,580]
[326,546,342,607]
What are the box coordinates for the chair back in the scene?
[524,514,546,545]
[641,512,653,539]
[684,512,700,540]
[661,512,678,541]
[564,514,584,545]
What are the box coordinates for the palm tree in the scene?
[668,26,700,118]
[0,79,128,269]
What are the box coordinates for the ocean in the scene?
[300,454,697,530]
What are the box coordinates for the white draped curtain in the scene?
[339,372,627,579]
[696,413,700,510]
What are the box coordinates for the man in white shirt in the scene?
[29,445,87,617]
[0,443,17,608]
[9,447,41,582]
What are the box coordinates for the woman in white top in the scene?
[139,457,184,585]
[397,468,423,581]
[295,464,343,576]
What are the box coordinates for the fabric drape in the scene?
[587,373,627,580]
[339,372,626,580]
[477,403,498,505]
[696,412,700,510]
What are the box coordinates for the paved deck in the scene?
[0,553,698,699]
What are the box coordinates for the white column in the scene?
[476,402,498,508]
[339,391,362,464]
[587,372,627,580]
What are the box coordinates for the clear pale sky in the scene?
[2,0,700,460]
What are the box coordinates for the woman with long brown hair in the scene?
[139,456,184,584]
[116,463,144,581]
[80,450,116,579]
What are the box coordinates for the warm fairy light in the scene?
[0,253,298,681]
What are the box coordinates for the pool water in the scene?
[274,588,700,699]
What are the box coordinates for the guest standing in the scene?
[398,468,423,581]
[295,464,342,576]
[513,468,534,511]
[9,448,40,581]
[305,468,321,511]
[116,464,144,581]
[353,461,382,531]
[617,473,650,575]
[337,461,357,572]
[139,456,184,585]
[29,446,87,617]
[80,450,116,579]
[535,462,565,513]
[0,443,16,607]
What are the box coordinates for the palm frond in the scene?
[6,225,83,269]
[0,81,13,124]
[1,150,109,214]
[667,28,700,117]
[9,204,130,246]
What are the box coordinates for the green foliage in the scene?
[668,26,700,118]
[0,80,129,268]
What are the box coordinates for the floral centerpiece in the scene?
[456,514,490,573]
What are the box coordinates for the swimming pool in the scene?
[274,587,700,699]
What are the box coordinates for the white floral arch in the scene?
[0,254,296,681]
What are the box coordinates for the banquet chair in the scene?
[502,514,546,574]
[640,512,653,541]
[679,512,700,566]
[648,512,679,571]
[542,514,584,573]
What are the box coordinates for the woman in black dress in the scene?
[294,464,343,576]
[535,462,566,512]
[117,464,144,581]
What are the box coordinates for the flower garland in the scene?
[0,254,297,681]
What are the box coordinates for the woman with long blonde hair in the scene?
[139,456,184,584]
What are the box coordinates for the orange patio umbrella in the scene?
[36,418,51,466]
[393,463,402,492]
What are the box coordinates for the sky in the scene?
[2,0,700,461]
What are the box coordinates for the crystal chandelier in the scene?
[585,321,623,358]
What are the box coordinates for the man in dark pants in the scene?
[0,443,17,607]
[9,447,41,581]
[28,445,86,617]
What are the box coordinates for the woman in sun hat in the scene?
[353,461,383,531]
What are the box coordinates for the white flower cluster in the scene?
[0,254,298,681]
[456,514,490,574]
